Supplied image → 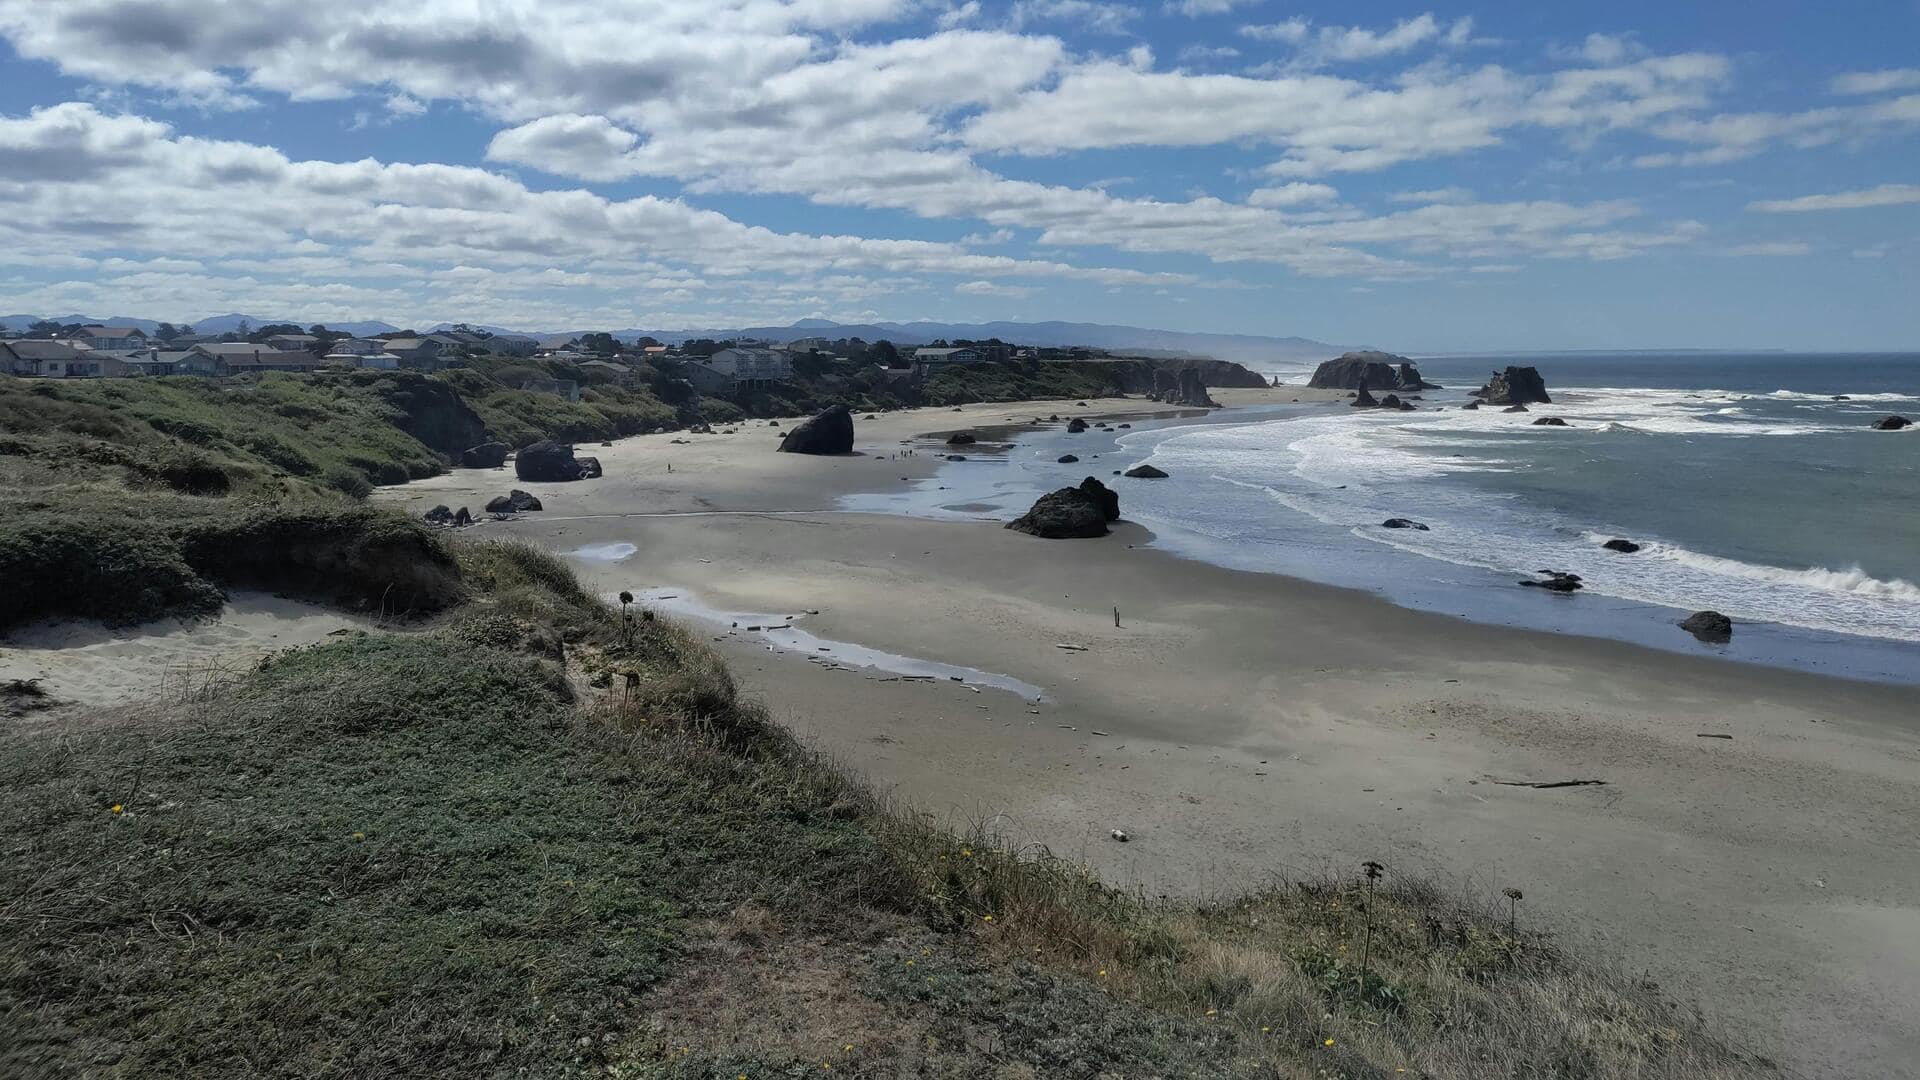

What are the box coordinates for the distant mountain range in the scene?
[2,314,1353,370]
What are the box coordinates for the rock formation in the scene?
[1007,477,1120,538]
[1123,464,1168,478]
[1871,415,1912,430]
[1602,538,1641,553]
[777,405,855,454]
[1308,351,1438,391]
[1382,518,1429,530]
[1057,454,1079,463]
[1352,384,1379,407]
[461,441,509,468]
[485,489,543,514]
[515,441,600,482]
[1532,417,1569,427]
[946,432,977,445]
[1680,610,1733,643]
[1519,570,1583,592]
[1472,366,1552,405]
[1067,417,1089,433]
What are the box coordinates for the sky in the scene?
[0,0,1915,352]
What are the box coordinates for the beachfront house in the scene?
[71,326,149,351]
[911,347,983,369]
[189,342,322,374]
[329,337,386,356]
[265,332,319,351]
[1,340,136,377]
[326,351,401,369]
[704,347,791,387]
[380,337,444,368]
[489,333,539,356]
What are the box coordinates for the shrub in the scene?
[321,465,373,499]
[0,514,225,630]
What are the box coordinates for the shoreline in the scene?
[377,389,1920,1077]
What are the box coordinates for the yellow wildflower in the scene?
[108,804,123,815]
[1324,1038,1336,1047]
[1098,969,1107,977]
[982,914,994,922]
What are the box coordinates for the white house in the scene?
[704,347,791,385]
[71,325,149,350]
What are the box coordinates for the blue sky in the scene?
[0,0,1915,350]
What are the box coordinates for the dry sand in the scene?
[384,390,1920,1078]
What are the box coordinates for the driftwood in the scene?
[1489,778,1609,789]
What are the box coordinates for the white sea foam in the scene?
[1585,534,1920,604]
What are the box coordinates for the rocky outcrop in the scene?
[777,405,855,454]
[1519,570,1583,592]
[1057,454,1079,463]
[484,489,543,514]
[1308,351,1438,392]
[1532,417,1569,427]
[425,504,453,524]
[1123,464,1168,478]
[1067,417,1089,433]
[1462,400,1481,411]
[1602,538,1641,553]
[461,441,509,468]
[1871,415,1912,430]
[1007,477,1120,538]
[1150,367,1219,408]
[1382,518,1428,530]
[1379,393,1415,411]
[946,432,977,445]
[1502,404,1530,413]
[1680,610,1733,642]
[1472,366,1552,405]
[515,441,600,482]
[1352,386,1379,407]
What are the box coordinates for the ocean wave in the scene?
[1585,534,1920,603]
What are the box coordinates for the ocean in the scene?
[844,352,1920,683]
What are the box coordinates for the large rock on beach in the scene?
[1680,610,1733,643]
[515,440,599,482]
[1473,366,1552,405]
[1007,477,1120,538]
[1067,417,1089,433]
[461,441,509,468]
[485,489,543,514]
[777,405,855,454]
[946,432,977,445]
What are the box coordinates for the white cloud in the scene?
[934,1,980,30]
[1246,181,1339,206]
[1171,0,1260,15]
[1635,94,1920,167]
[1240,13,1476,62]
[1831,69,1920,96]
[1747,184,1920,212]
[1392,187,1474,203]
[955,280,1036,297]
[1008,0,1135,34]
[1722,242,1812,257]
[1239,18,1310,44]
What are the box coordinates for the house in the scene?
[680,362,737,394]
[329,337,386,356]
[489,333,539,357]
[704,347,791,386]
[72,325,149,350]
[190,342,321,374]
[504,375,582,402]
[325,351,401,370]
[264,332,319,351]
[577,359,633,379]
[3,340,114,377]
[911,347,983,369]
[379,337,444,368]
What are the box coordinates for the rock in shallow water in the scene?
[1382,518,1428,530]
[1123,464,1168,478]
[1680,610,1733,643]
[1519,570,1583,592]
[1006,477,1120,538]
[1602,538,1642,553]
[1871,415,1912,430]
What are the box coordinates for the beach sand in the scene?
[380,389,1919,1078]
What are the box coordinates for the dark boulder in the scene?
[1149,368,1178,402]
[1167,368,1219,408]
[947,454,967,461]
[1871,415,1912,430]
[1602,538,1641,554]
[515,440,599,482]
[777,405,856,455]
[1519,570,1583,592]
[1680,610,1733,643]
[1310,351,1398,390]
[1532,416,1569,427]
[1503,404,1530,413]
[1472,366,1552,405]
[1352,386,1379,407]
[1057,454,1080,463]
[1006,477,1120,538]
[461,441,509,469]
[1124,464,1168,479]
[575,456,602,479]
[425,504,453,524]
[1462,400,1481,411]
[1382,518,1428,530]
[1397,361,1440,390]
[1067,417,1089,433]
[453,507,472,527]
[485,489,544,514]
[946,432,977,445]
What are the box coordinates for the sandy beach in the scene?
[374,390,1920,1077]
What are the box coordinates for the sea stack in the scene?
[1309,350,1439,392]
[1007,477,1120,538]
[1472,366,1552,406]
